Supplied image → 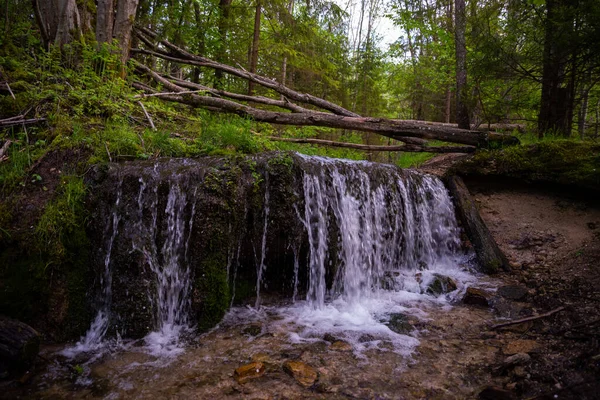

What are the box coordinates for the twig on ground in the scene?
[491,307,565,330]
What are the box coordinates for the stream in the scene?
[9,154,505,399]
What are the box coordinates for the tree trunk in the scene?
[454,0,470,129]
[248,0,261,96]
[578,87,589,139]
[113,0,140,66]
[538,0,574,137]
[445,175,510,274]
[96,0,115,46]
[215,0,232,88]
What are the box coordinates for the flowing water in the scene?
[23,154,500,399]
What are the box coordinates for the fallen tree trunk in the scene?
[267,136,476,153]
[0,316,40,375]
[131,28,520,149]
[134,62,514,148]
[445,175,511,274]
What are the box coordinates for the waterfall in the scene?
[298,156,462,308]
[67,153,469,358]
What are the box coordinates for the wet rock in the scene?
[234,362,265,384]
[386,313,413,334]
[242,324,262,336]
[323,333,337,343]
[478,386,517,400]
[426,274,457,295]
[498,285,528,301]
[282,360,318,387]
[503,340,541,355]
[462,287,490,307]
[330,341,352,352]
[503,353,531,367]
[358,334,376,343]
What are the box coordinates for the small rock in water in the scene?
[234,362,266,384]
[282,360,318,387]
[358,334,376,343]
[242,324,262,336]
[323,333,338,343]
[503,340,541,355]
[426,274,458,295]
[462,287,490,307]
[498,285,528,301]
[330,341,352,352]
[385,313,414,335]
[503,353,531,367]
[478,386,517,400]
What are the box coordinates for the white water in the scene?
[64,155,475,361]
[256,155,472,356]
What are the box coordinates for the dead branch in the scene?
[0,139,11,160]
[134,28,359,117]
[491,307,566,330]
[134,62,503,147]
[137,101,156,131]
[0,117,46,128]
[267,136,475,153]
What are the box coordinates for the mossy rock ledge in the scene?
[449,141,600,192]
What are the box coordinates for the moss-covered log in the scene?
[445,175,510,274]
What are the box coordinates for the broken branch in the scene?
[492,307,566,330]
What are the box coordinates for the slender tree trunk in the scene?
[96,0,115,45]
[113,0,140,66]
[454,0,470,129]
[538,0,574,137]
[55,0,81,46]
[248,0,261,96]
[578,87,589,139]
[215,0,232,89]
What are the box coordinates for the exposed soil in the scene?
[465,177,600,399]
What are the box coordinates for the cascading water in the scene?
[66,153,474,360]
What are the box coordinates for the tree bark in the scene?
[215,0,233,88]
[445,175,511,274]
[248,0,261,96]
[538,0,574,137]
[454,0,470,129]
[113,0,140,65]
[96,0,115,46]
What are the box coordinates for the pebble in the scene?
[234,362,265,384]
[503,353,531,367]
[283,360,318,387]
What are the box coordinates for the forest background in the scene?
[1,0,600,175]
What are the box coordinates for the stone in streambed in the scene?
[234,362,265,384]
[426,274,458,295]
[385,313,414,334]
[498,285,528,301]
[462,287,490,307]
[330,340,352,352]
[283,360,318,387]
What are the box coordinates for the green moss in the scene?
[196,252,230,332]
[452,141,600,191]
